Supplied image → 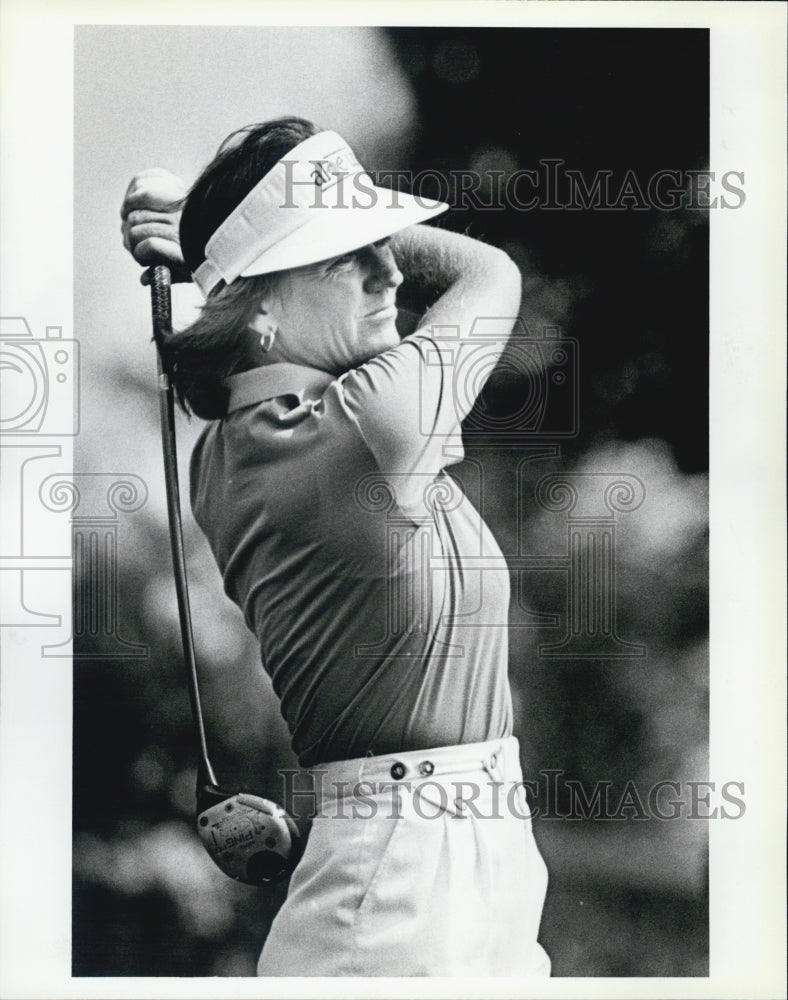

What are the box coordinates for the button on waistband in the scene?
[311,736,520,792]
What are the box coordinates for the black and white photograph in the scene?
[0,2,785,997]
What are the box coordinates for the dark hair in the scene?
[162,116,320,420]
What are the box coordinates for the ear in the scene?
[248,308,272,336]
[248,281,282,333]
[248,287,280,331]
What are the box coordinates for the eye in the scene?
[329,251,357,270]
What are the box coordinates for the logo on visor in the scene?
[310,148,361,188]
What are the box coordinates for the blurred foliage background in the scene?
[73,27,709,977]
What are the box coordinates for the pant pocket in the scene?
[354,786,408,915]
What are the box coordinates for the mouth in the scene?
[365,303,398,320]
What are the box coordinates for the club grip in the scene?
[149,265,173,352]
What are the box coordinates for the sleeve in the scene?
[337,330,502,510]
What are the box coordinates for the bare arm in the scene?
[390,224,522,341]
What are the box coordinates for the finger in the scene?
[122,219,179,253]
[127,221,181,249]
[122,176,185,200]
[122,167,186,199]
[121,212,179,252]
[124,208,180,228]
[121,170,187,218]
[122,189,185,218]
[130,237,186,268]
[121,218,177,251]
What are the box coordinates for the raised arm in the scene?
[390,224,522,341]
[338,227,524,494]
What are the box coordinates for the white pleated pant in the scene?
[258,736,551,977]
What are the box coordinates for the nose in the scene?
[362,244,403,294]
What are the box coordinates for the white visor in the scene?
[192,130,448,297]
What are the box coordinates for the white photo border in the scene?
[0,2,785,998]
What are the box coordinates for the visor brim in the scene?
[239,187,448,277]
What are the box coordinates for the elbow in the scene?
[497,246,522,286]
[488,245,522,314]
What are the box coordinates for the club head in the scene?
[196,785,303,886]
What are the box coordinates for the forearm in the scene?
[391,224,522,334]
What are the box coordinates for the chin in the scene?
[371,320,401,350]
[347,320,401,367]
[371,341,400,364]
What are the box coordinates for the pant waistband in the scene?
[311,735,520,797]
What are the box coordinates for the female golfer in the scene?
[121,116,550,977]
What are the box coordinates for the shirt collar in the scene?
[225,363,335,414]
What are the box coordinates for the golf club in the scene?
[147,263,302,886]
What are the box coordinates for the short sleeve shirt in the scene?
[190,331,513,766]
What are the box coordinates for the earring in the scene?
[251,304,277,352]
[259,326,276,352]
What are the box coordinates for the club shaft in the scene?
[149,264,218,790]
